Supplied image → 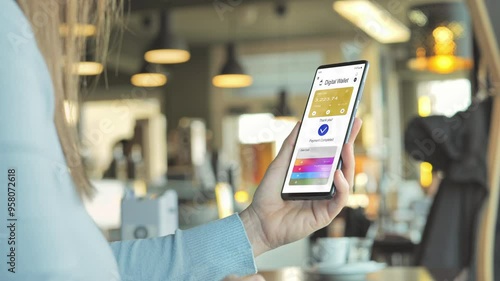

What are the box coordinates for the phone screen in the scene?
[281,61,368,197]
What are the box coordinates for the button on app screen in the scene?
[289,147,337,185]
[283,63,364,194]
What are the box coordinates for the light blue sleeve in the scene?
[111,214,258,281]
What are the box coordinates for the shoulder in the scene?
[0,1,55,142]
[0,1,44,66]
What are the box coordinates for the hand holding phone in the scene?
[281,60,369,200]
[237,61,366,257]
[239,117,362,256]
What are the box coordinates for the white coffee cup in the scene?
[312,237,350,267]
[348,237,374,263]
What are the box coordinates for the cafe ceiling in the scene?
[104,0,453,80]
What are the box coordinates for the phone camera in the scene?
[354,77,357,82]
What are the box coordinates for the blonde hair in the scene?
[17,0,122,198]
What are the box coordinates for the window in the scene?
[417,78,471,117]
[238,50,324,97]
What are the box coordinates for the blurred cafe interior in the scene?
[77,0,500,280]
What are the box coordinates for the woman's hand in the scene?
[240,118,362,256]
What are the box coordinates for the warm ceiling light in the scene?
[333,0,410,43]
[408,55,472,74]
[74,61,103,76]
[212,43,253,88]
[427,55,469,74]
[145,49,190,64]
[59,23,96,37]
[407,3,473,74]
[131,73,167,87]
[131,63,168,87]
[144,11,190,64]
[212,74,253,88]
[74,42,103,76]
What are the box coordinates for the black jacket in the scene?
[405,97,494,274]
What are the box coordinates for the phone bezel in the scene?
[281,60,369,200]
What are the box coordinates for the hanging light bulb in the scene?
[131,63,167,87]
[212,43,253,88]
[144,11,190,64]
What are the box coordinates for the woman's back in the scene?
[0,2,120,280]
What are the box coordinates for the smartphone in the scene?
[281,60,369,200]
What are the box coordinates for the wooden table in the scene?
[258,267,460,281]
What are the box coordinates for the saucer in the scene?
[304,261,386,280]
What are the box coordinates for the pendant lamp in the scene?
[273,89,294,117]
[212,43,253,88]
[407,2,473,74]
[75,41,103,76]
[131,63,167,87]
[144,11,190,64]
